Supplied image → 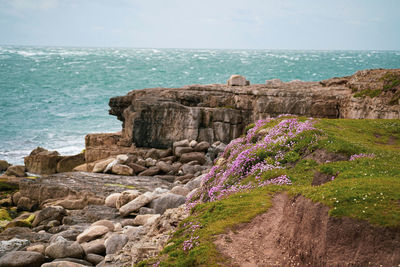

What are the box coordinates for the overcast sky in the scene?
[0,0,399,50]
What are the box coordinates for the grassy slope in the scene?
[138,119,400,267]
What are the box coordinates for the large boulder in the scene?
[42,261,87,267]
[0,160,11,172]
[56,152,85,173]
[0,238,30,257]
[180,152,207,165]
[80,239,105,255]
[104,193,121,208]
[138,166,160,176]
[4,165,26,177]
[92,158,114,173]
[45,236,84,259]
[115,190,140,210]
[119,192,156,217]
[32,206,66,227]
[76,225,109,243]
[111,164,133,176]
[24,147,62,175]
[149,193,186,214]
[227,74,250,86]
[0,251,45,267]
[104,233,128,254]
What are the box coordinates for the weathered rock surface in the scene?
[0,160,11,172]
[24,147,62,175]
[56,152,85,173]
[91,69,399,162]
[4,165,26,177]
[119,192,156,217]
[42,261,87,267]
[18,172,171,208]
[105,233,128,254]
[149,193,186,215]
[32,206,66,227]
[227,74,250,86]
[45,236,84,259]
[0,238,30,257]
[0,251,45,267]
[76,225,109,243]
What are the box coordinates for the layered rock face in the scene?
[86,69,399,162]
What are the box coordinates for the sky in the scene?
[0,0,399,50]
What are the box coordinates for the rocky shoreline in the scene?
[0,69,399,266]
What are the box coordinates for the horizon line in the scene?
[1,43,399,52]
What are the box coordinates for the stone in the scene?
[11,192,21,206]
[0,251,45,267]
[159,156,176,162]
[32,206,66,227]
[0,227,33,241]
[174,146,193,157]
[105,233,128,254]
[173,139,189,150]
[156,161,172,174]
[17,197,36,211]
[86,253,104,265]
[45,236,84,259]
[138,166,160,176]
[80,239,105,255]
[115,190,141,210]
[194,141,210,152]
[149,193,186,214]
[104,193,120,208]
[132,214,160,226]
[26,244,46,254]
[57,152,85,173]
[24,147,62,175]
[144,148,161,160]
[72,163,89,172]
[4,165,26,177]
[138,207,156,215]
[0,160,11,172]
[119,192,156,217]
[42,261,87,267]
[189,140,198,148]
[159,148,172,158]
[111,164,133,176]
[116,154,129,163]
[125,162,147,174]
[49,228,85,242]
[91,220,114,232]
[184,175,204,191]
[180,152,206,164]
[144,158,157,167]
[53,258,93,266]
[227,74,250,86]
[170,185,190,196]
[0,238,30,257]
[175,173,194,183]
[76,225,109,243]
[92,158,114,173]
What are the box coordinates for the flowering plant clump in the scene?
[182,221,201,252]
[186,116,321,207]
[349,153,375,161]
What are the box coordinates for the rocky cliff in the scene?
[86,69,399,162]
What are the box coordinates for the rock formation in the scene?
[85,69,399,163]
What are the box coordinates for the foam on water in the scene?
[1,46,400,164]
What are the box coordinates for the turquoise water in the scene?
[1,46,400,164]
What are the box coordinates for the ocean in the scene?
[1,46,399,165]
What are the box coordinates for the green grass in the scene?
[137,119,400,266]
[353,88,382,98]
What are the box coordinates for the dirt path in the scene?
[215,193,295,267]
